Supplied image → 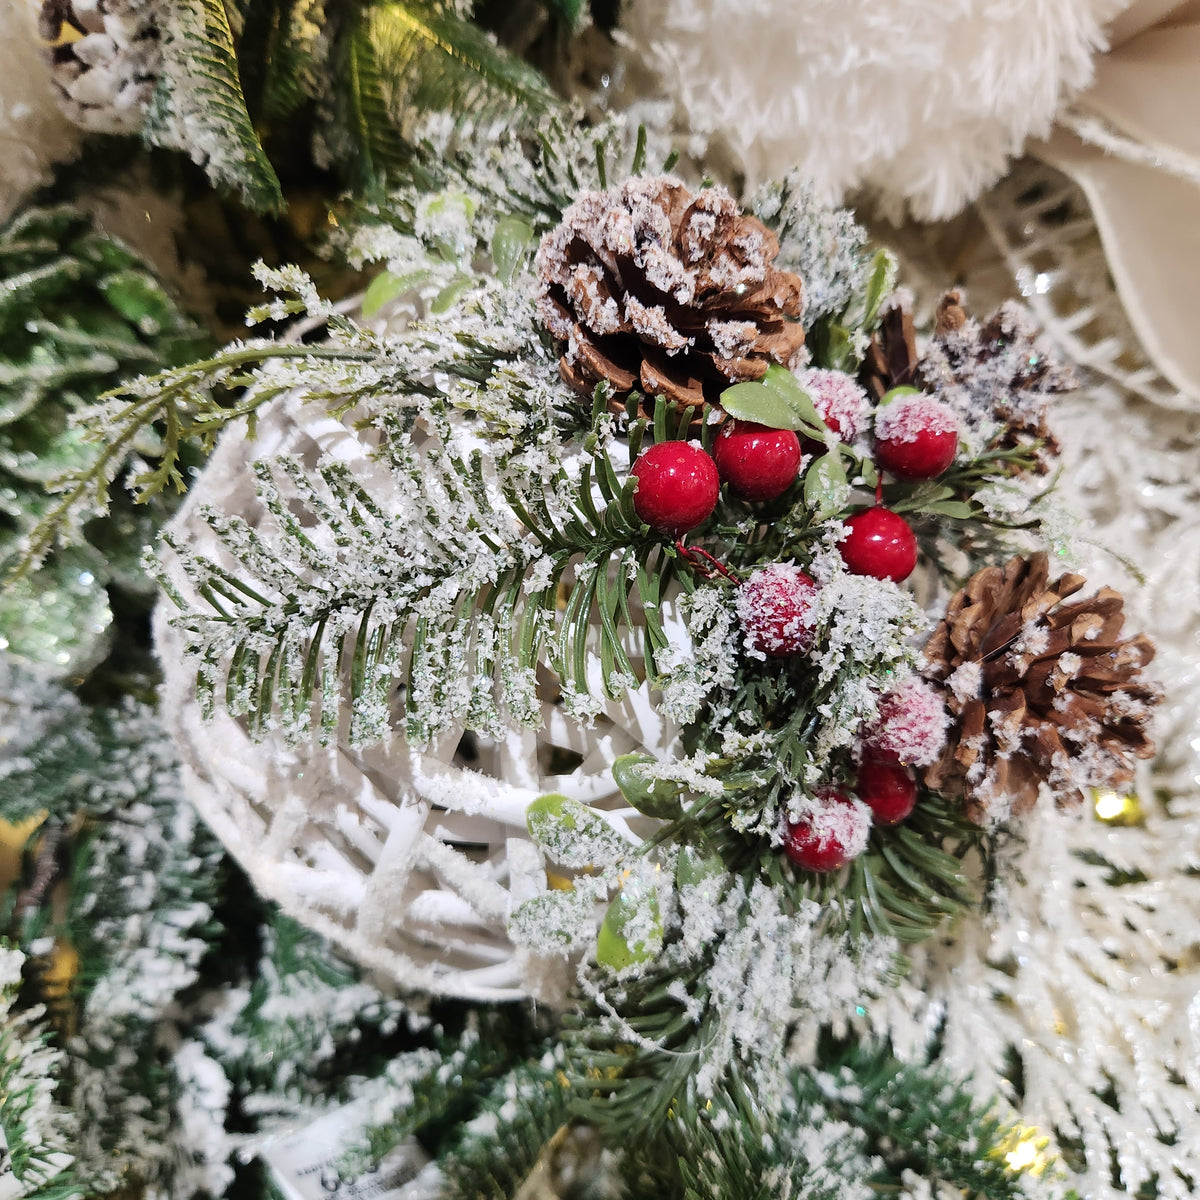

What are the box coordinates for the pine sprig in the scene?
[0,950,74,1199]
[812,1040,1036,1197]
[158,389,685,748]
[438,1059,571,1199]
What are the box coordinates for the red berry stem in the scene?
[875,478,884,505]
[674,540,739,582]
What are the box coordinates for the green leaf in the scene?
[921,500,975,519]
[675,844,727,893]
[878,385,920,407]
[361,269,432,317]
[760,363,826,430]
[803,452,848,519]
[526,794,631,870]
[860,249,897,328]
[596,881,662,970]
[612,753,682,819]
[431,273,474,313]
[491,216,534,283]
[509,887,597,952]
[720,375,824,435]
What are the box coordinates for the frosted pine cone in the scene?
[920,553,1159,824]
[535,176,805,412]
[917,294,1073,471]
[862,293,1072,473]
[38,0,159,134]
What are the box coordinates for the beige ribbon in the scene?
[1036,0,1200,402]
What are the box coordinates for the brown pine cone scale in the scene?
[920,553,1159,823]
[536,177,805,413]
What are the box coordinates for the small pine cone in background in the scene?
[38,0,159,135]
[535,176,805,413]
[919,552,1160,824]
[916,293,1073,471]
[860,292,1073,473]
[860,301,919,400]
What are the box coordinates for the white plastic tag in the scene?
[260,1101,431,1200]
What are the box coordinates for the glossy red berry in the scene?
[782,788,872,873]
[713,420,802,501]
[838,507,917,582]
[855,760,918,826]
[736,564,820,657]
[631,441,720,536]
[874,395,959,480]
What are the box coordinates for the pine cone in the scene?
[535,177,805,412]
[860,301,919,401]
[916,297,1072,470]
[38,0,159,134]
[920,553,1159,823]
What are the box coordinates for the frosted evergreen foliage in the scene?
[0,947,74,1197]
[131,120,1146,1196]
[0,659,229,1196]
[752,174,874,323]
[872,796,1200,1199]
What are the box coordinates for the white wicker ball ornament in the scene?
[155,386,686,1003]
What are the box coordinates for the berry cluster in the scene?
[782,678,948,871]
[626,368,963,876]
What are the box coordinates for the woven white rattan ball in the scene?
[154,387,684,1003]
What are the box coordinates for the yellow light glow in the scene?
[1001,1128,1051,1176]
[1006,1140,1039,1171]
[1091,787,1143,825]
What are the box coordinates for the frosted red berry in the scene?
[838,507,918,582]
[859,678,949,767]
[797,367,869,442]
[736,564,820,657]
[782,788,872,873]
[855,761,918,826]
[873,395,959,480]
[631,441,720,536]
[713,420,802,501]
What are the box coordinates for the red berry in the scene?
[631,441,720,536]
[736,564,820,657]
[859,679,949,767]
[874,395,959,480]
[713,421,802,501]
[855,761,918,825]
[782,788,872,873]
[797,368,869,442]
[838,507,917,582]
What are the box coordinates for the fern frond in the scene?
[337,0,558,189]
[370,3,556,131]
[146,0,284,213]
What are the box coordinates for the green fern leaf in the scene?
[340,1,557,188]
[145,0,284,213]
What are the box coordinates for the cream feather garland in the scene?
[619,0,1128,218]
